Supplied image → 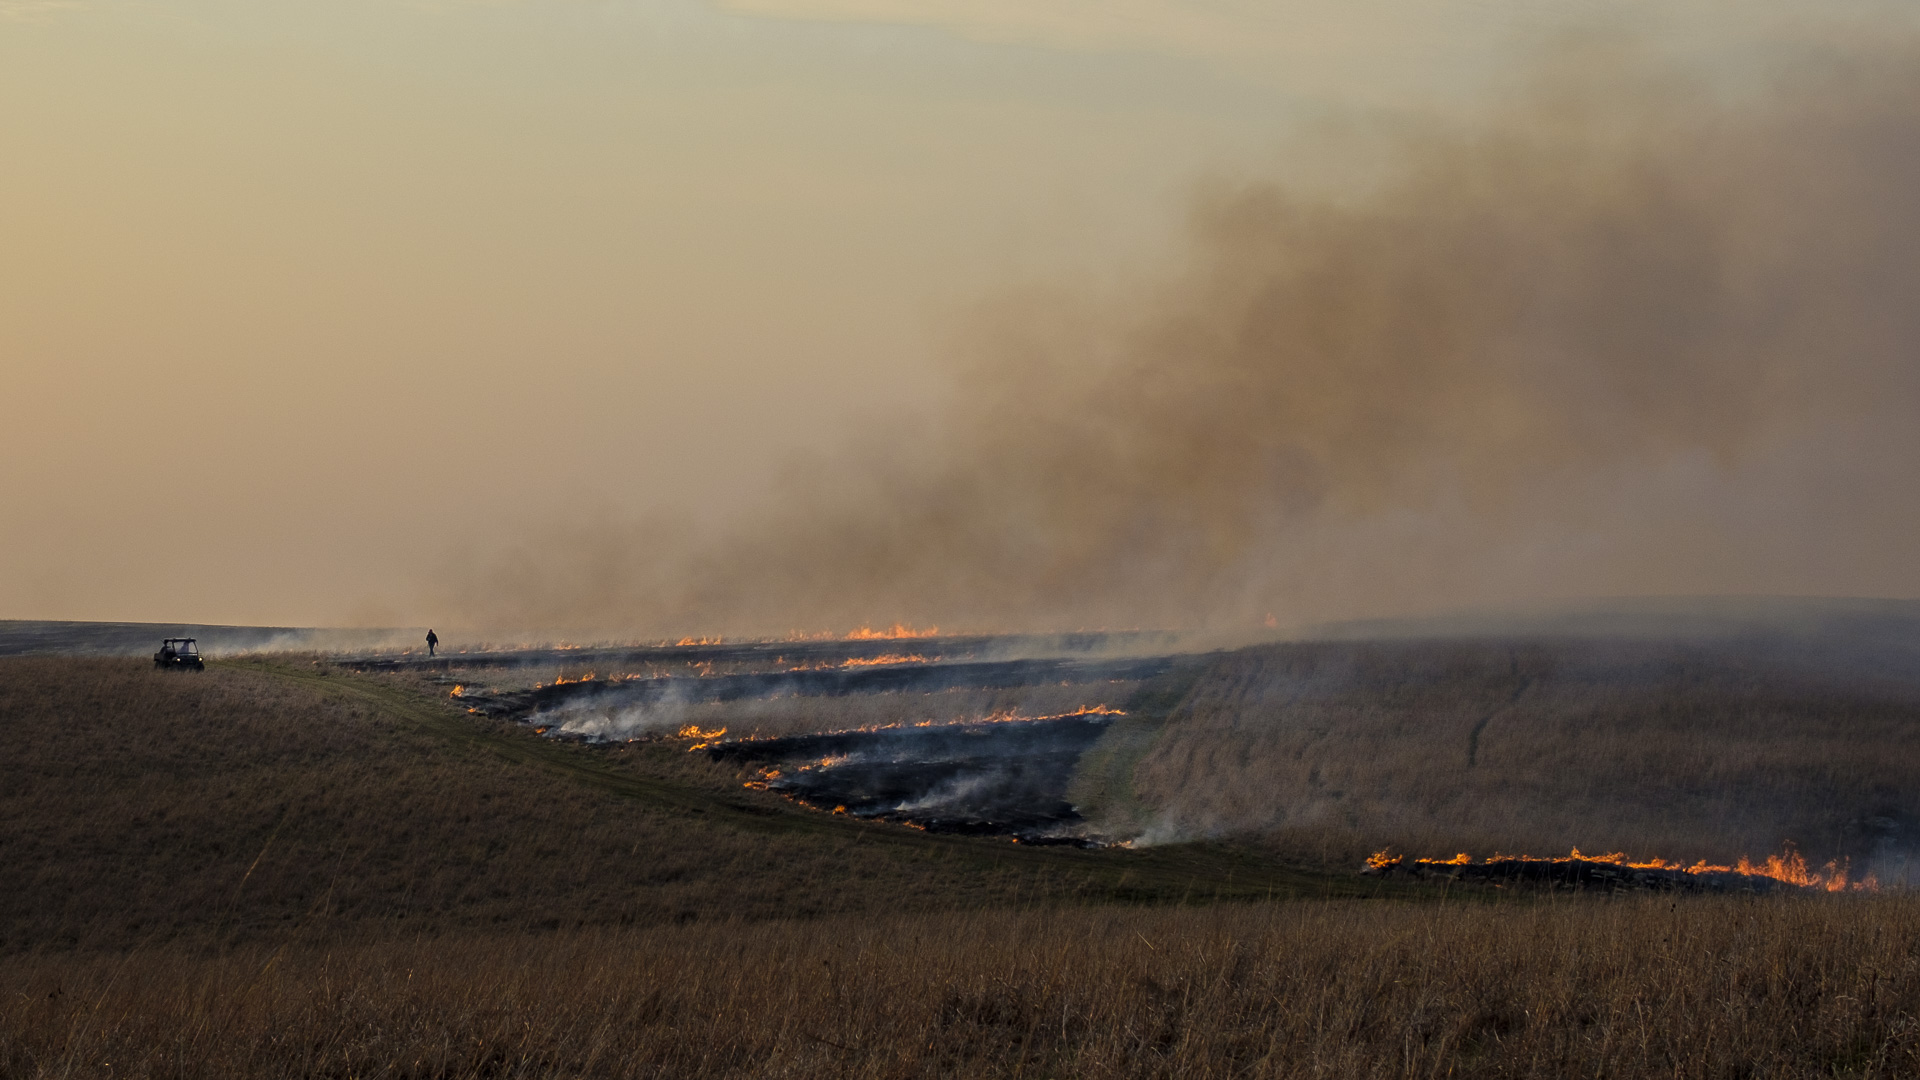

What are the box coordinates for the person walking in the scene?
[426,629,439,657]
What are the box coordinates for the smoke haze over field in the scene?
[445,36,1920,636]
[6,2,1920,631]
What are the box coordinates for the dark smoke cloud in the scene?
[440,34,1920,637]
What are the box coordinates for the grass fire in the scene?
[1363,846,1876,894]
[7,605,1920,1077]
[13,4,1920,1075]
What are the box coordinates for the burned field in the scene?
[345,607,1920,880]
[450,652,1174,726]
[337,630,1177,679]
[716,711,1120,840]
[365,635,1190,843]
[10,639,1920,1080]
[10,618,1920,1078]
[1362,849,1859,894]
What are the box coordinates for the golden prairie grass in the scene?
[5,896,1919,1078]
[1135,639,1920,871]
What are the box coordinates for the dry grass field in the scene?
[1133,637,1920,873]
[6,897,1920,1078]
[5,648,1920,1077]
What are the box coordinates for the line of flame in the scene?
[690,704,1125,752]
[844,623,940,640]
[1366,846,1876,892]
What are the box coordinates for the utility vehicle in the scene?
[154,638,205,670]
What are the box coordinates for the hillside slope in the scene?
[1133,635,1920,873]
[0,656,1361,953]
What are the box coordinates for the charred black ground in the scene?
[377,633,1203,843]
[712,714,1118,842]
[457,654,1175,722]
[38,602,1918,887]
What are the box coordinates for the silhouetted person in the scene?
[426,629,438,657]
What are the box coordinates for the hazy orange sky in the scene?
[4,0,1916,630]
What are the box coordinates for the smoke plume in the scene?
[441,34,1920,636]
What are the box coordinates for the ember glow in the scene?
[839,653,930,668]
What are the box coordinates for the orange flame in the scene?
[1369,846,1876,892]
[677,724,729,751]
[786,653,937,671]
[693,705,1126,749]
[840,653,930,667]
[845,623,939,640]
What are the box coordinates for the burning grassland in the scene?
[1129,632,1920,884]
[452,653,1167,742]
[333,630,1174,678]
[501,675,1147,841]
[1362,846,1875,894]
[368,638,1191,843]
[713,708,1127,841]
[844,623,941,640]
[0,654,1343,957]
[11,641,1920,1077]
[322,607,1920,881]
[576,681,1141,744]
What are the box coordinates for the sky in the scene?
[4,0,1918,632]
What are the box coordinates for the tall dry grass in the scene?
[5,896,1918,1078]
